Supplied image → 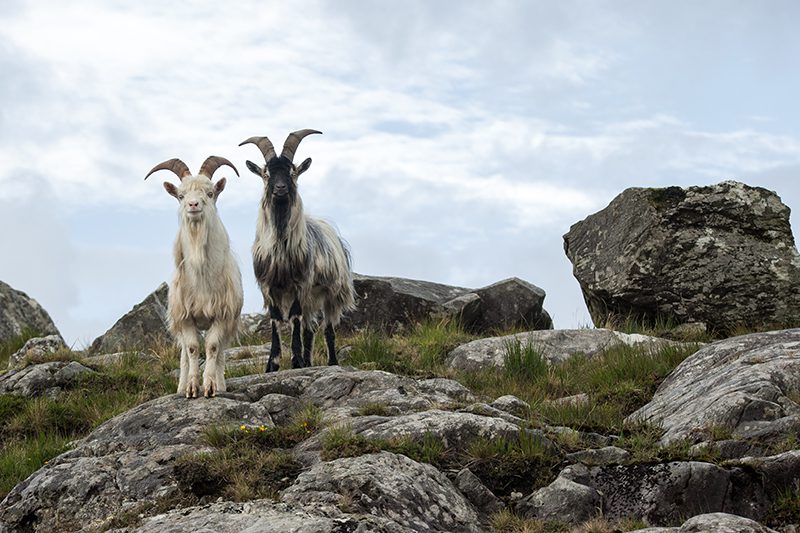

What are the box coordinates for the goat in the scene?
[240,130,355,371]
[145,156,244,398]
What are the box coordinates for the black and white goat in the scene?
[145,156,243,397]
[240,130,354,371]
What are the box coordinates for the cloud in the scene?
[0,1,799,345]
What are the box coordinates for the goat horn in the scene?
[144,159,192,181]
[239,136,277,162]
[199,156,240,178]
[281,129,322,162]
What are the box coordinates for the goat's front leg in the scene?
[266,305,282,373]
[203,321,229,397]
[289,300,304,369]
[177,323,201,398]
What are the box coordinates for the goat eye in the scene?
[207,192,214,198]
[178,195,184,200]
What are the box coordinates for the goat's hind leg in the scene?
[324,322,338,366]
[302,317,316,368]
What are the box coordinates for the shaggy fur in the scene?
[159,169,243,397]
[244,133,354,371]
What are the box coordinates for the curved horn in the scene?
[144,158,192,181]
[281,129,322,162]
[239,136,277,162]
[198,156,239,178]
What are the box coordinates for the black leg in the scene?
[303,327,315,367]
[291,317,303,368]
[324,323,338,366]
[267,319,281,372]
[266,306,283,373]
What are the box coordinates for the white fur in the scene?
[166,174,243,397]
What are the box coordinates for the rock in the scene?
[90,283,170,354]
[447,328,688,371]
[629,512,780,532]
[456,277,553,333]
[7,334,67,370]
[564,181,800,332]
[454,467,504,516]
[340,274,553,335]
[238,312,269,339]
[0,394,275,532]
[490,395,531,417]
[559,460,770,525]
[626,329,800,446]
[281,451,482,533]
[227,367,473,416]
[126,499,388,533]
[0,361,94,398]
[0,280,60,345]
[340,274,471,334]
[458,403,526,425]
[565,446,631,466]
[516,476,601,523]
[548,393,591,409]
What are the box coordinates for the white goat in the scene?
[240,130,355,371]
[145,156,243,398]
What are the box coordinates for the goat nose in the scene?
[188,200,199,208]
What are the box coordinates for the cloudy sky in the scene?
[2,1,799,348]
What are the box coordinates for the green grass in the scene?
[0,351,177,500]
[340,319,476,376]
[173,405,324,502]
[765,483,800,527]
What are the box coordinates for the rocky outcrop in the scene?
[564,181,800,332]
[340,274,552,335]
[556,456,790,525]
[0,361,94,398]
[516,476,602,523]
[282,451,482,533]
[0,366,479,532]
[627,329,800,446]
[7,334,67,370]
[0,280,60,345]
[89,283,171,354]
[447,328,688,371]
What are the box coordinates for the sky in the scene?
[2,1,800,349]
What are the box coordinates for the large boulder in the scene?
[627,329,800,446]
[563,181,800,333]
[339,274,471,334]
[340,274,552,335]
[89,283,170,354]
[0,280,60,345]
[281,451,482,533]
[447,328,689,371]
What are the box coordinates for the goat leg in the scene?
[324,323,338,366]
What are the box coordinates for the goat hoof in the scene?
[266,362,279,373]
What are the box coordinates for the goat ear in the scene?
[246,160,264,178]
[296,157,312,177]
[214,177,227,196]
[163,181,180,199]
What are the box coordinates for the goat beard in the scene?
[270,198,293,236]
